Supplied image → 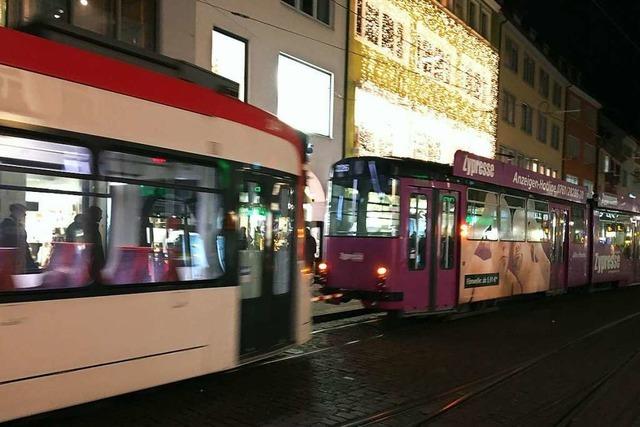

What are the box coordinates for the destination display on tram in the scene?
[453,151,588,204]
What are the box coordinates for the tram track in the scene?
[338,309,640,427]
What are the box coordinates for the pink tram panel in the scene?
[321,151,593,314]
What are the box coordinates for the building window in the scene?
[523,54,535,87]
[521,103,533,134]
[537,113,547,143]
[18,0,156,49]
[566,135,580,160]
[479,10,489,38]
[583,179,593,195]
[282,0,331,25]
[453,0,466,20]
[0,0,6,26]
[603,154,611,173]
[501,89,516,125]
[551,124,560,150]
[552,170,558,178]
[565,174,579,185]
[356,0,406,60]
[504,36,518,72]
[622,169,629,187]
[552,82,562,107]
[468,1,477,30]
[277,54,333,137]
[538,69,549,98]
[211,28,247,101]
[584,143,595,165]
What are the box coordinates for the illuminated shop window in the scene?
[212,28,247,101]
[277,54,333,137]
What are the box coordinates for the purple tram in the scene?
[319,151,640,314]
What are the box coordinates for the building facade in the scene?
[599,116,640,199]
[160,0,347,224]
[562,86,600,197]
[344,0,500,165]
[496,20,568,179]
[2,0,347,225]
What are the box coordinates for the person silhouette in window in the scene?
[0,203,38,273]
[65,214,84,242]
[82,206,105,279]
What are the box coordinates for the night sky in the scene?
[501,0,640,136]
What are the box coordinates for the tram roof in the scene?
[0,27,305,162]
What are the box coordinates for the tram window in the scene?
[407,194,428,270]
[499,194,526,241]
[466,189,498,240]
[99,151,217,189]
[570,207,586,244]
[0,134,92,174]
[597,213,632,258]
[272,183,294,295]
[105,183,225,285]
[526,199,550,242]
[440,195,456,270]
[0,175,106,292]
[328,176,400,237]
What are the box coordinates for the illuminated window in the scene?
[499,194,526,241]
[583,179,593,195]
[504,36,519,72]
[521,103,533,134]
[551,124,560,150]
[212,28,247,101]
[523,54,535,87]
[565,174,579,184]
[539,69,549,98]
[466,189,498,241]
[277,54,333,136]
[527,199,550,242]
[537,113,547,143]
[282,0,331,25]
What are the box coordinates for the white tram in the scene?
[0,27,311,421]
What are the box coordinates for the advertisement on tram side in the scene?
[591,206,635,285]
[457,188,552,304]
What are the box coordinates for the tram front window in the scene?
[327,176,400,237]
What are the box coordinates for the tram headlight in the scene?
[315,261,328,285]
[376,266,388,278]
[460,223,470,238]
[318,262,328,273]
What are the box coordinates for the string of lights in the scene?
[194,0,496,114]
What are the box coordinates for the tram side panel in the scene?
[458,190,554,304]
[591,208,634,286]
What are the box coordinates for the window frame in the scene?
[466,189,499,241]
[282,0,332,26]
[504,36,519,72]
[521,103,533,134]
[523,53,535,87]
[0,125,299,303]
[212,27,249,102]
[277,53,334,137]
[407,193,428,270]
[537,112,548,143]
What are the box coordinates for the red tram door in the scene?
[405,187,459,312]
[434,191,460,310]
[549,205,569,291]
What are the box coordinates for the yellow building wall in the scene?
[497,27,565,174]
[345,0,499,163]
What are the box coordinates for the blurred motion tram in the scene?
[0,27,310,421]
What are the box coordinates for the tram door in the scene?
[550,205,569,291]
[406,187,459,311]
[238,173,295,356]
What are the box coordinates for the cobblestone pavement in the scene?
[12,287,640,427]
